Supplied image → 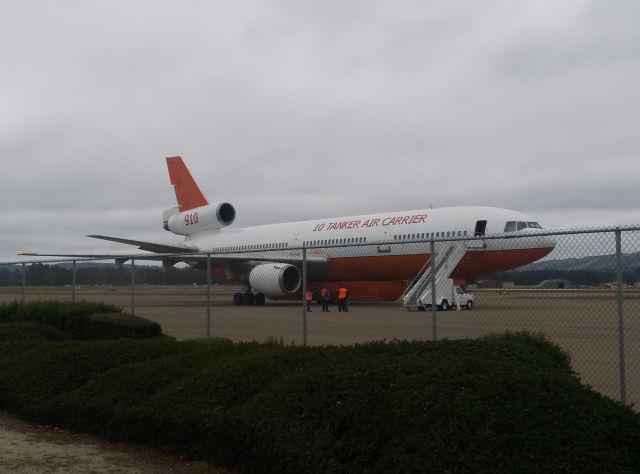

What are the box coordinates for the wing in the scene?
[19,233,326,269]
[18,250,326,267]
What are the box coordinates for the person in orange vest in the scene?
[305,290,313,312]
[337,286,348,312]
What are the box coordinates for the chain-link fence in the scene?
[1,226,638,407]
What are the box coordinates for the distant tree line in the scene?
[4,263,640,288]
[491,268,640,287]
[0,263,207,286]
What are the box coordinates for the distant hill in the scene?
[515,252,640,272]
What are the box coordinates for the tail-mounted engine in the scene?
[163,202,236,235]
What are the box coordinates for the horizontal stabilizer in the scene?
[87,235,196,253]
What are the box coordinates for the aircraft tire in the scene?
[233,293,244,305]
[254,293,266,305]
[244,292,255,306]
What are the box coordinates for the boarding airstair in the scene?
[402,242,467,310]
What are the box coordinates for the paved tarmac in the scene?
[1,285,638,407]
[0,285,638,472]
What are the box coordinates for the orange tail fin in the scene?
[166,156,208,212]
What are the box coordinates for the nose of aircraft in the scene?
[518,228,557,253]
[540,233,557,252]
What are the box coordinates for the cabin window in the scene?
[527,222,542,229]
[504,221,516,233]
[517,221,527,231]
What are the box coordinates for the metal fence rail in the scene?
[1,225,639,407]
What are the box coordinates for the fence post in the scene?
[206,253,211,338]
[21,263,26,304]
[302,246,308,347]
[430,240,437,341]
[72,260,77,303]
[615,229,627,404]
[130,258,136,315]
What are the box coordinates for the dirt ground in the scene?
[0,410,227,474]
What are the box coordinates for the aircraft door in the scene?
[474,220,487,237]
[467,220,487,249]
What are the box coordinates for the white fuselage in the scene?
[185,206,552,256]
[175,205,554,301]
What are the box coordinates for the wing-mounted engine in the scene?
[163,202,236,235]
[249,263,301,296]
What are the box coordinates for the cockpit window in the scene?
[505,221,543,232]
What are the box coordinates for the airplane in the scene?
[22,156,555,305]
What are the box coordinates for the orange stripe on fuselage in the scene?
[305,247,553,301]
[317,247,553,282]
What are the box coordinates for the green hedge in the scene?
[0,337,187,410]
[0,301,162,340]
[0,321,70,342]
[0,333,638,473]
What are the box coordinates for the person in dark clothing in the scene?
[321,286,331,312]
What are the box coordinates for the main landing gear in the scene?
[233,290,266,306]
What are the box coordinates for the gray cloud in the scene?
[1,0,640,259]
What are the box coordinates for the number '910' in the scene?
[184,212,199,226]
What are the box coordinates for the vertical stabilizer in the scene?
[166,156,209,212]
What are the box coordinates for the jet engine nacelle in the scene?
[164,202,236,235]
[249,263,301,297]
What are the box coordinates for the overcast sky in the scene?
[2,0,639,260]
